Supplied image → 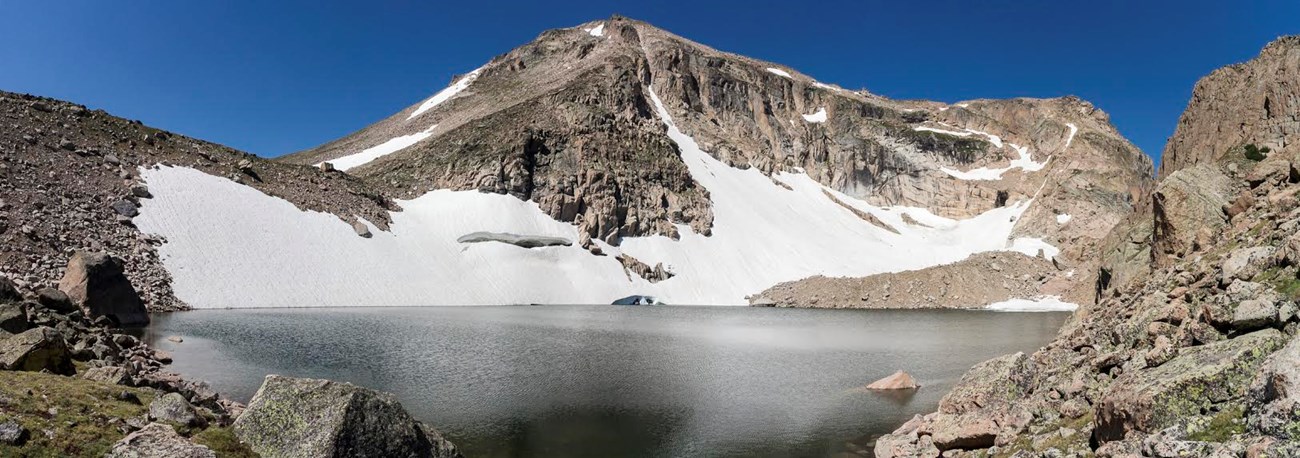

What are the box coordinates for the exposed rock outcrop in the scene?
[1159,36,1300,178]
[878,35,1300,457]
[105,423,216,458]
[456,231,572,248]
[233,375,462,458]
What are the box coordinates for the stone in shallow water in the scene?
[233,375,462,458]
[865,370,920,390]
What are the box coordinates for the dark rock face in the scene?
[0,276,21,303]
[233,375,462,458]
[0,326,74,375]
[35,287,77,314]
[105,423,216,458]
[0,302,28,337]
[57,251,149,327]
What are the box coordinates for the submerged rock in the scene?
[58,251,149,327]
[233,375,462,458]
[106,423,216,458]
[456,231,571,248]
[865,370,920,390]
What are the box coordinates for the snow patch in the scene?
[986,296,1078,312]
[131,89,1060,308]
[766,68,792,78]
[585,23,605,37]
[1056,213,1072,224]
[812,82,842,92]
[802,107,827,123]
[914,126,972,137]
[938,139,1049,181]
[321,128,435,171]
[1064,123,1079,149]
[408,66,485,120]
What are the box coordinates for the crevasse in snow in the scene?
[131,87,1061,309]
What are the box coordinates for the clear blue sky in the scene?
[2,1,1297,163]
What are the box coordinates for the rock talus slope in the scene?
[876,35,1300,458]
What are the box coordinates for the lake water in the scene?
[144,306,1067,457]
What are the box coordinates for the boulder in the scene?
[866,370,920,390]
[1220,246,1278,285]
[1233,299,1280,331]
[35,287,77,314]
[233,375,462,458]
[352,220,373,238]
[0,302,28,336]
[1151,164,1232,265]
[0,421,30,446]
[939,352,1035,415]
[0,326,75,375]
[149,392,203,427]
[58,251,149,327]
[1248,336,1300,439]
[1095,329,1287,443]
[83,366,132,385]
[105,422,216,458]
[0,276,20,303]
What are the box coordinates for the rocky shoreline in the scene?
[0,256,461,457]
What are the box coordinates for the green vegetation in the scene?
[1187,405,1246,442]
[1259,266,1300,302]
[1244,143,1271,161]
[0,371,254,457]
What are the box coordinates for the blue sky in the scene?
[1,1,1297,163]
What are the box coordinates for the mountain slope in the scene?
[0,91,392,310]
[119,16,1153,308]
[876,35,1300,458]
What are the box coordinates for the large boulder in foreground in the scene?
[106,422,216,458]
[0,302,28,337]
[0,326,75,375]
[233,375,462,458]
[57,251,149,327]
[1094,329,1286,443]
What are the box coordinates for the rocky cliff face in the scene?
[877,35,1300,458]
[1159,36,1300,178]
[286,16,1151,271]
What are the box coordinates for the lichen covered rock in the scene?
[233,375,461,458]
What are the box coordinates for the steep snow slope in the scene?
[133,86,1058,308]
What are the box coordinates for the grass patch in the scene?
[0,371,256,457]
[1259,266,1300,302]
[0,371,156,457]
[1188,405,1246,442]
[192,427,259,458]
